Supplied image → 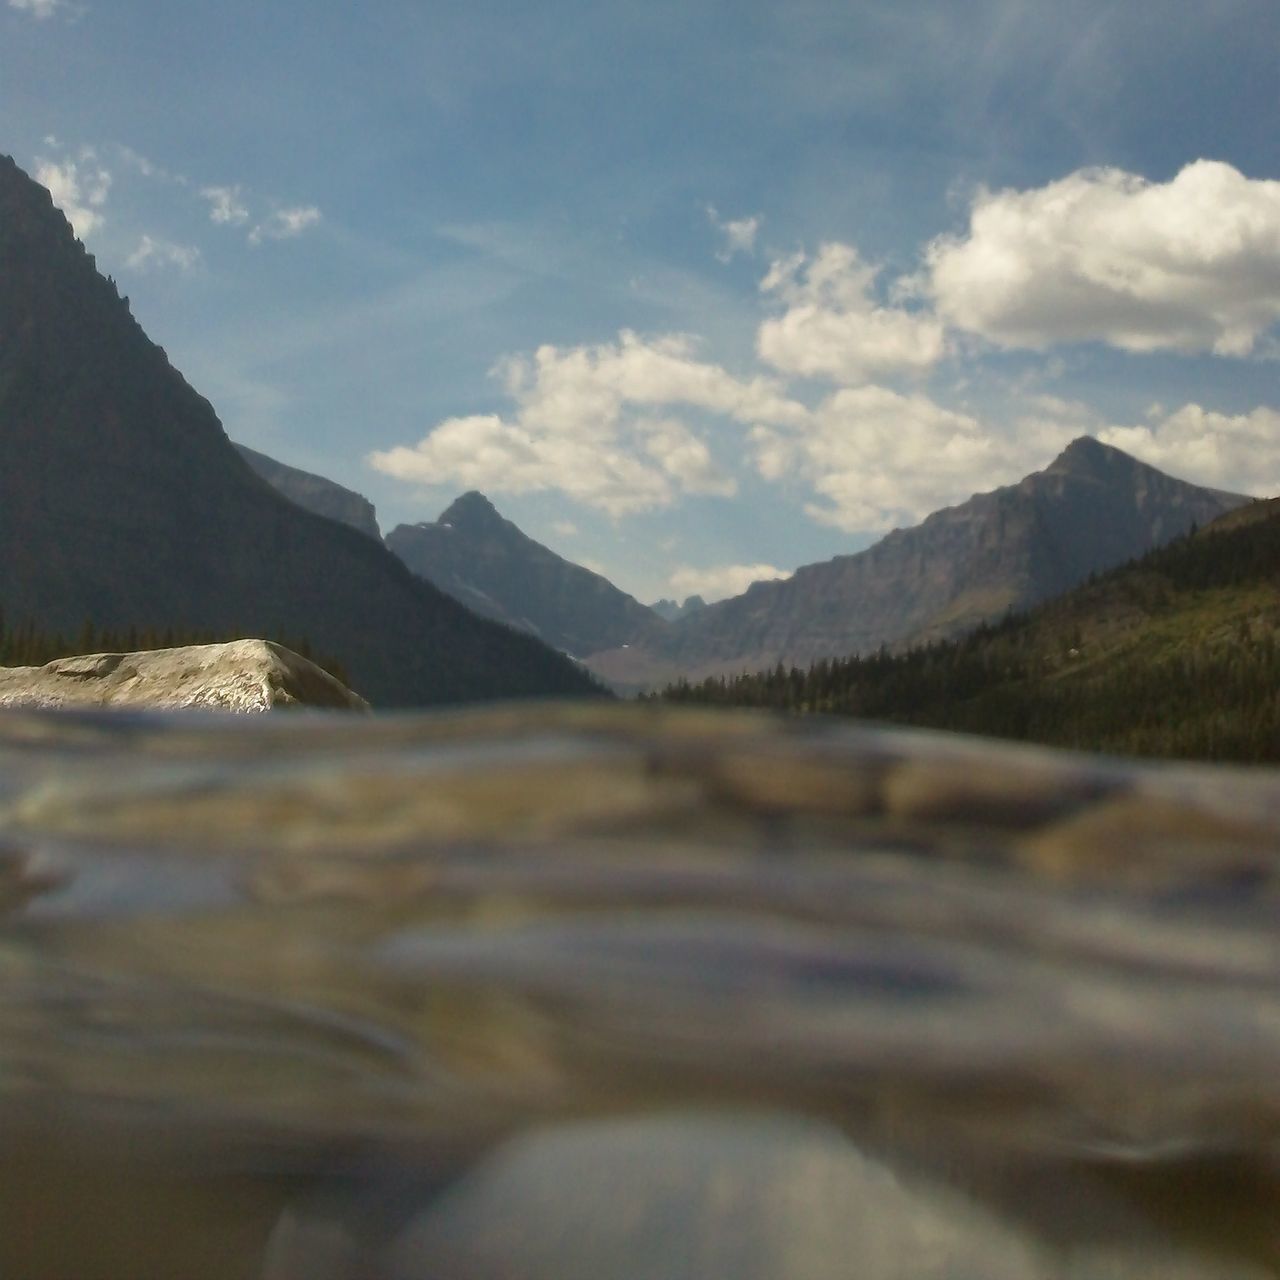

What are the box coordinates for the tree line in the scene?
[650,511,1280,763]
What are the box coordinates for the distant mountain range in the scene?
[660,494,1280,763]
[385,492,663,656]
[586,436,1248,688]
[0,153,600,708]
[241,428,1250,697]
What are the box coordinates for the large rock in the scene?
[0,640,369,712]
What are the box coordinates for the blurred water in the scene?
[1,703,1278,1279]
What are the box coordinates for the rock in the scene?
[0,640,369,712]
[385,1111,1049,1280]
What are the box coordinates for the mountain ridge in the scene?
[588,436,1249,687]
[0,153,601,707]
[386,493,663,656]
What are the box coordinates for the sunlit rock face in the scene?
[0,640,368,712]
[1,703,1279,1279]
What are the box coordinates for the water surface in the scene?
[2,704,1278,1278]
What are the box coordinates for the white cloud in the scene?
[757,243,948,383]
[1097,403,1280,496]
[927,160,1280,356]
[669,562,792,603]
[249,205,322,245]
[751,384,1012,532]
[8,0,65,18]
[126,234,201,273]
[707,206,762,262]
[370,331,802,516]
[200,184,249,225]
[551,519,579,537]
[641,417,737,497]
[35,154,111,239]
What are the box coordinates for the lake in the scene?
[2,702,1277,1279]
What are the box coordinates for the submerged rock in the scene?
[0,640,368,712]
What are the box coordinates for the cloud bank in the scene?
[669,562,792,603]
[757,243,947,383]
[927,160,1280,356]
[369,157,1280,541]
[369,331,805,516]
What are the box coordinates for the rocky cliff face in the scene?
[0,154,601,707]
[233,444,381,540]
[386,492,663,655]
[603,438,1248,682]
[0,640,369,712]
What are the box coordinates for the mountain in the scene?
[233,442,381,540]
[598,437,1248,685]
[660,496,1280,763]
[0,153,601,707]
[386,492,663,655]
[649,596,707,623]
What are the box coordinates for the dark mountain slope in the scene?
[621,438,1247,682]
[661,498,1280,762]
[387,492,663,655]
[0,154,600,707]
[233,443,381,540]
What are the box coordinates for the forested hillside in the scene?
[656,501,1280,762]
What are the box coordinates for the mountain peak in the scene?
[1046,435,1133,475]
[438,490,502,527]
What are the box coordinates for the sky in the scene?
[4,0,1280,604]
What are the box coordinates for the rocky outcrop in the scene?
[598,438,1249,684]
[387,492,664,655]
[0,154,601,707]
[233,444,381,540]
[0,640,369,712]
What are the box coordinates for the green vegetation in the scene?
[654,501,1280,763]
[0,610,353,689]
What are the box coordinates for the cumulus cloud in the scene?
[35,153,111,239]
[669,563,792,603]
[200,184,249,225]
[1098,403,1280,496]
[757,243,947,383]
[927,160,1280,356]
[751,384,1011,532]
[126,234,201,273]
[370,331,803,516]
[249,205,322,244]
[707,206,762,261]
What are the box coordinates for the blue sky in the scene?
[5,0,1280,602]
